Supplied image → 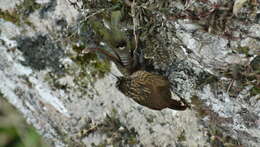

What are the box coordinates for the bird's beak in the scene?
[110,72,121,80]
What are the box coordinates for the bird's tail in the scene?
[168,99,188,111]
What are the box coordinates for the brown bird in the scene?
[115,70,188,110]
[88,15,188,110]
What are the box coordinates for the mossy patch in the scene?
[235,46,250,56]
[250,86,260,97]
[16,0,41,17]
[0,0,41,26]
[0,9,20,25]
[70,44,111,79]
[177,130,186,142]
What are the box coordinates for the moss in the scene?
[177,130,186,142]
[235,46,250,56]
[250,86,260,96]
[16,0,41,17]
[70,44,111,79]
[0,98,49,147]
[0,0,40,26]
[0,10,20,24]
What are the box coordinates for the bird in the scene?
[115,70,188,110]
[87,14,189,111]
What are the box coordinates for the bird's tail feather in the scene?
[168,99,188,111]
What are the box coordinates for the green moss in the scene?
[0,91,3,98]
[16,0,41,17]
[250,86,260,97]
[127,135,138,145]
[235,46,250,55]
[0,98,49,147]
[70,45,111,79]
[0,9,20,25]
[177,130,186,142]
[0,0,40,26]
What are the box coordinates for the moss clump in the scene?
[71,44,111,79]
[250,86,260,97]
[0,0,41,26]
[16,0,41,17]
[177,130,186,142]
[0,10,20,24]
[235,46,250,56]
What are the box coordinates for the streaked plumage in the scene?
[116,71,188,110]
[88,17,188,111]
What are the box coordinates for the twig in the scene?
[131,0,138,51]
[227,79,234,93]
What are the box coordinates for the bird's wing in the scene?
[129,80,151,104]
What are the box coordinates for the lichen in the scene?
[39,0,57,19]
[16,34,65,72]
[72,110,140,146]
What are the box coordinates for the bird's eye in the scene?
[116,41,127,49]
